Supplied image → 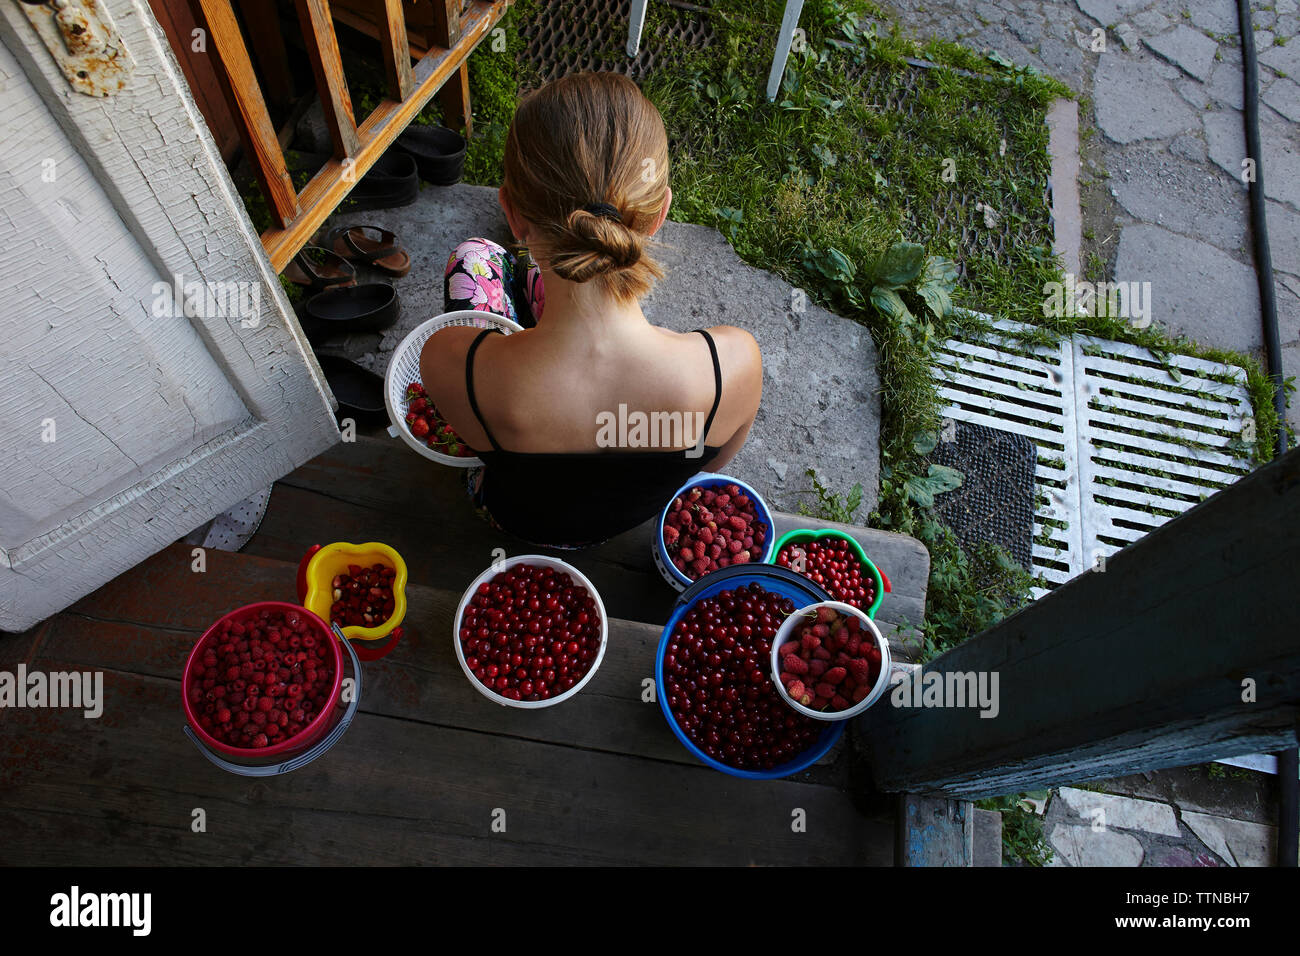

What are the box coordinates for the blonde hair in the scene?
[503,72,670,303]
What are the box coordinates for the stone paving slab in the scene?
[316,184,882,515]
[1046,822,1146,866]
[1114,223,1263,352]
[1057,786,1181,836]
[1180,810,1281,866]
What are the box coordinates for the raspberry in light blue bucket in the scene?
[652,473,776,592]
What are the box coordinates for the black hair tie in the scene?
[582,202,623,222]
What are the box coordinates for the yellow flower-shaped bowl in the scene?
[297,541,407,641]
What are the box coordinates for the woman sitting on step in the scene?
[420,71,762,549]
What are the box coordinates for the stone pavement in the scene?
[1040,768,1293,865]
[883,0,1300,435]
[313,183,883,515]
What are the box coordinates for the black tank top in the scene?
[465,328,726,547]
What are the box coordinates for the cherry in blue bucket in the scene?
[662,582,822,771]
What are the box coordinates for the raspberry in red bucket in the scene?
[662,583,823,771]
[663,483,768,580]
[775,537,876,611]
[186,607,335,749]
[458,562,603,702]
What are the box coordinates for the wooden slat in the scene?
[439,60,473,136]
[4,543,894,865]
[190,0,298,226]
[0,666,890,865]
[236,0,294,111]
[54,543,907,763]
[333,6,428,59]
[262,0,509,270]
[429,0,463,48]
[294,0,361,159]
[863,447,1300,799]
[378,0,416,102]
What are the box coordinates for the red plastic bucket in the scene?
[181,601,361,775]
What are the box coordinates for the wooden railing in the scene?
[188,0,512,272]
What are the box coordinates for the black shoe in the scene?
[314,354,388,425]
[393,126,467,186]
[291,149,421,211]
[300,283,400,342]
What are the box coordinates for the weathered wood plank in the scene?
[146,0,242,159]
[863,447,1300,799]
[378,0,416,102]
[191,0,299,226]
[429,0,463,48]
[439,60,472,137]
[0,3,338,631]
[897,794,972,866]
[243,436,930,633]
[294,0,361,159]
[0,661,892,865]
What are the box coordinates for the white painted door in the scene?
[0,1,339,631]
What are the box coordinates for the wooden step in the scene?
[244,435,930,652]
[0,543,894,865]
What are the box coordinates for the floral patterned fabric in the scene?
[443,237,542,328]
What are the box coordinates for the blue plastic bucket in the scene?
[655,564,840,779]
[652,474,777,592]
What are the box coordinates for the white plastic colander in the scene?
[384,310,524,467]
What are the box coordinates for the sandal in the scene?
[328,225,412,278]
[282,246,356,294]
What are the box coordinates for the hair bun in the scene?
[553,207,644,280]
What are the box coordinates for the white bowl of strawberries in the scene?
[771,601,891,721]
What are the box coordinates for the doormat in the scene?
[929,421,1037,571]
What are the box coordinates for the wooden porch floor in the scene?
[0,436,927,865]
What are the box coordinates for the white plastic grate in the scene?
[933,316,1256,597]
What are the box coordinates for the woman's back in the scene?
[420,72,762,546]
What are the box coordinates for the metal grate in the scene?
[933,317,1256,596]
[847,59,1056,274]
[516,0,716,90]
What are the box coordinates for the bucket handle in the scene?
[183,622,363,777]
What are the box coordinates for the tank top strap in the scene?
[465,327,505,452]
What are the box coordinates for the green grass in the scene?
[975,792,1053,866]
